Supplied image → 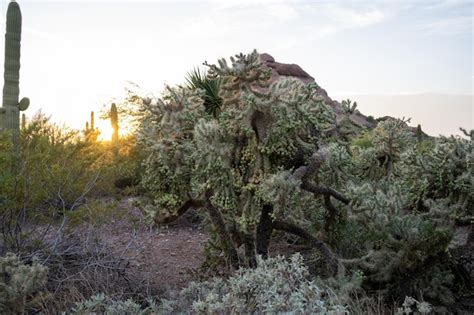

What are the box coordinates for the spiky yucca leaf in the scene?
[185,67,222,117]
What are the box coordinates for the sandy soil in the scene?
[100,198,208,291]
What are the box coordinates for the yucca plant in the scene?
[185,67,222,117]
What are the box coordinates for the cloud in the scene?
[267,3,299,21]
[299,4,387,39]
[208,0,299,21]
[324,4,386,28]
[419,15,472,35]
[426,0,470,10]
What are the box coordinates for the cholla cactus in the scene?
[137,50,472,310]
[138,50,342,271]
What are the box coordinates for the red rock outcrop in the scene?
[259,53,376,130]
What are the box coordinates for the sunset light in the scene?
[0,1,472,313]
[96,118,115,142]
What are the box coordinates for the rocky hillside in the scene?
[260,53,378,138]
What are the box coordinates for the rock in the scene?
[259,53,334,104]
[259,53,377,134]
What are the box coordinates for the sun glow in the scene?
[96,119,115,142]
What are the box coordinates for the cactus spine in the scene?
[0,1,29,133]
[110,103,118,143]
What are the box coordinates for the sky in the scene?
[0,0,472,136]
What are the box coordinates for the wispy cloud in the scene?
[267,3,299,21]
[426,0,471,10]
[324,4,386,28]
[299,3,388,40]
[419,15,472,35]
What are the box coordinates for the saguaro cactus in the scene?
[110,103,119,143]
[0,1,29,132]
[84,111,98,141]
[90,111,95,130]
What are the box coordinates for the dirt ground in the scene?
[100,198,208,291]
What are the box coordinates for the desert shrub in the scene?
[163,254,348,314]
[0,113,102,215]
[0,220,154,313]
[1,111,142,212]
[73,254,347,314]
[88,134,144,197]
[395,296,432,315]
[0,253,48,314]
[71,293,159,315]
[0,112,150,313]
[0,112,144,252]
[0,113,105,258]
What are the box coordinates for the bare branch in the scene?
[273,220,341,275]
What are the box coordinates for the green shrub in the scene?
[71,293,159,315]
[164,254,347,314]
[73,254,348,314]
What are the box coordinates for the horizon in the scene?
[1,0,472,136]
